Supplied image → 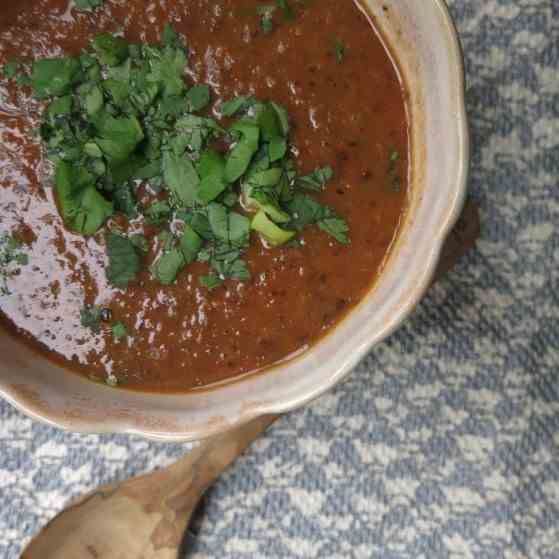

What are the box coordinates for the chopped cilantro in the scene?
[297,166,334,191]
[0,235,29,296]
[55,161,114,235]
[276,0,295,20]
[129,234,149,253]
[162,23,183,48]
[145,201,172,225]
[92,34,129,67]
[334,39,346,64]
[152,248,185,285]
[287,193,349,243]
[180,224,203,263]
[2,61,19,79]
[111,321,128,341]
[8,21,350,294]
[80,305,103,333]
[186,84,211,112]
[318,216,349,244]
[162,151,200,207]
[145,41,188,97]
[74,0,104,10]
[199,274,223,290]
[257,5,276,34]
[219,96,256,117]
[113,183,138,218]
[94,111,144,164]
[225,121,260,182]
[106,232,142,287]
[388,149,402,192]
[31,58,83,98]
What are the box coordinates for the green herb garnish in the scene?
[388,150,402,192]
[0,235,29,296]
[74,0,104,11]
[80,305,103,333]
[277,0,295,20]
[111,321,128,342]
[2,61,19,79]
[334,40,346,64]
[257,5,276,34]
[199,274,224,290]
[7,23,349,292]
[106,232,142,287]
[219,96,256,117]
[297,166,334,191]
[31,58,83,99]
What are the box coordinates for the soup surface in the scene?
[0,0,408,392]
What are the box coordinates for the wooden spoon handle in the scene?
[21,415,279,559]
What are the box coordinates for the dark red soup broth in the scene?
[0,0,409,392]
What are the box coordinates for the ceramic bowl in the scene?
[0,0,469,441]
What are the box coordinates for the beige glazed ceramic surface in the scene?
[0,0,469,442]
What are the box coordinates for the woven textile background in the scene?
[1,1,558,557]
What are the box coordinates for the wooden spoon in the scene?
[22,201,479,559]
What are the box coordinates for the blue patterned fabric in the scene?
[1,1,558,557]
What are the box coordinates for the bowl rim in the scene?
[0,0,470,441]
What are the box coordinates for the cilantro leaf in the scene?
[228,212,251,247]
[206,204,250,248]
[225,121,260,182]
[186,84,210,112]
[318,217,349,244]
[55,161,114,235]
[46,95,73,123]
[207,203,229,243]
[270,101,290,136]
[162,151,200,207]
[253,102,283,140]
[106,232,142,287]
[286,193,324,230]
[2,61,19,79]
[80,305,103,333]
[277,0,295,20]
[145,200,172,225]
[94,111,144,164]
[129,234,149,253]
[162,24,184,49]
[31,58,83,99]
[146,43,188,97]
[113,183,137,218]
[334,39,346,64]
[296,166,334,191]
[180,224,203,263]
[151,248,184,285]
[83,85,104,116]
[151,225,202,285]
[92,34,129,67]
[189,211,214,240]
[196,149,228,204]
[200,274,223,290]
[227,258,251,281]
[0,235,30,296]
[219,96,256,117]
[74,0,104,10]
[174,115,224,157]
[286,193,349,243]
[257,5,276,34]
[112,321,128,341]
[268,136,287,162]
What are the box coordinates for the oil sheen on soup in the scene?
[0,0,409,392]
